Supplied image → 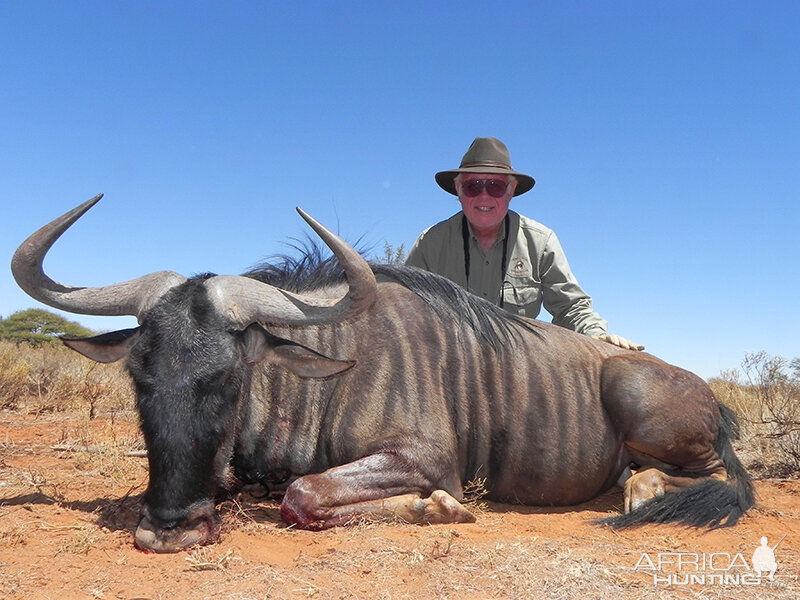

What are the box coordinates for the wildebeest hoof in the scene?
[624,469,666,513]
[134,503,220,553]
[423,490,477,524]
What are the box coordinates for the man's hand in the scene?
[593,333,644,351]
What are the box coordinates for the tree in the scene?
[0,309,95,345]
[381,242,406,265]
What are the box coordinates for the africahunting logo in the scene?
[633,535,787,587]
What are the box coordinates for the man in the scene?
[752,536,781,581]
[406,137,643,351]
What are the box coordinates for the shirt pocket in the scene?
[501,279,541,317]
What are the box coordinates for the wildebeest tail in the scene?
[597,403,755,528]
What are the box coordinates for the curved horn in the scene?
[11,195,186,319]
[204,208,377,327]
[295,207,377,316]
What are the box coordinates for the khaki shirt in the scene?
[405,211,607,336]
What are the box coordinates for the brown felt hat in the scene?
[435,137,535,197]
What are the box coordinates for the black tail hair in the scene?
[597,403,755,528]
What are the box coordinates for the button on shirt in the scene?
[405,210,607,336]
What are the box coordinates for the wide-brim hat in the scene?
[435,137,535,197]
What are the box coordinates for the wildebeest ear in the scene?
[243,323,355,378]
[61,327,141,363]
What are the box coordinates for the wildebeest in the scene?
[12,195,755,553]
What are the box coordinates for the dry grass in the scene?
[185,547,240,571]
[57,524,100,555]
[0,339,134,415]
[709,352,800,479]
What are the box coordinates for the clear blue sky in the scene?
[1,1,798,380]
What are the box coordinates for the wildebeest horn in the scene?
[203,207,378,326]
[296,207,377,317]
[11,194,187,319]
[13,196,377,327]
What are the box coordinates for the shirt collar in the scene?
[464,213,509,250]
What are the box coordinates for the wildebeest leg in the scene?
[284,488,475,529]
[602,355,731,515]
[280,453,475,530]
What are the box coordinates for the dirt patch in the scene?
[1,410,798,600]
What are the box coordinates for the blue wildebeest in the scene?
[12,195,754,553]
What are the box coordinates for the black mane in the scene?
[243,241,540,350]
[243,237,347,292]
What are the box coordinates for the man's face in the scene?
[456,174,516,233]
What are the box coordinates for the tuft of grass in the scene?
[0,523,28,548]
[23,468,67,505]
[57,525,98,555]
[461,476,489,512]
[184,547,239,571]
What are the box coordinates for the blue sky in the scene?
[1,1,797,380]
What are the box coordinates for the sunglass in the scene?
[460,178,509,198]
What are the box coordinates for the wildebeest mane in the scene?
[243,235,347,293]
[244,238,540,350]
[373,263,541,349]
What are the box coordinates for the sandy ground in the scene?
[1,410,798,600]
